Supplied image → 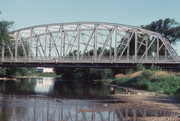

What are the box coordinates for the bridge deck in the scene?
[1,57,180,69]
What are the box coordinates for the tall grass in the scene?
[113,70,180,96]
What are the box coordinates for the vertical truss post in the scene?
[94,25,98,62]
[60,26,63,61]
[114,27,117,62]
[110,34,112,62]
[49,35,51,59]
[15,32,18,61]
[45,26,48,59]
[127,42,130,61]
[134,30,138,61]
[145,40,148,60]
[35,35,38,60]
[77,25,80,61]
[29,30,32,61]
[63,31,65,60]
[157,38,159,61]
[1,39,4,61]
[165,48,167,61]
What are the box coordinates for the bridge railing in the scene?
[0,55,178,64]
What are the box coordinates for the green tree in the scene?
[0,11,34,77]
[141,18,180,43]
[0,21,13,48]
[0,12,13,76]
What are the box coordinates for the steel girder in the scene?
[1,22,179,64]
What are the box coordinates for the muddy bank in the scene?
[138,116,179,121]
[112,88,180,121]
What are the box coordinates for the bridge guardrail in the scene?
[0,55,178,64]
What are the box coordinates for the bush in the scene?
[113,69,180,96]
[141,70,153,79]
[137,63,145,71]
[174,88,180,96]
[101,69,113,79]
[0,67,6,76]
[150,65,162,71]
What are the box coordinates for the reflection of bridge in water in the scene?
[1,22,180,68]
[0,95,177,121]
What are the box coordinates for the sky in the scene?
[0,0,180,54]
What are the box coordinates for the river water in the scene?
[0,77,176,121]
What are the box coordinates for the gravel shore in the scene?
[113,88,180,121]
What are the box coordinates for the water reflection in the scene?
[0,96,176,121]
[0,77,177,121]
[0,78,37,95]
[0,77,112,99]
[35,77,53,93]
[52,79,111,99]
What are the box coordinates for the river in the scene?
[0,77,176,121]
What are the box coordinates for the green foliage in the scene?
[0,67,34,77]
[100,69,113,79]
[136,63,145,71]
[54,68,114,80]
[0,20,13,47]
[112,66,180,96]
[115,77,131,84]
[74,68,90,79]
[30,72,57,77]
[54,67,75,80]
[150,65,161,71]
[5,67,30,77]
[141,70,153,79]
[0,11,13,48]
[141,18,180,43]
[174,88,180,96]
[0,13,34,77]
[0,67,6,76]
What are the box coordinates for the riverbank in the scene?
[113,88,180,121]
[30,72,57,77]
[104,70,180,97]
[0,77,16,80]
[0,72,58,80]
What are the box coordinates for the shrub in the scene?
[136,63,145,71]
[141,70,153,79]
[113,68,180,96]
[150,65,162,71]
[174,88,180,96]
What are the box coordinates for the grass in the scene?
[29,72,58,77]
[110,70,180,96]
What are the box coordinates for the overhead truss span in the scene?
[0,22,179,67]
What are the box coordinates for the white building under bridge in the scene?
[36,67,54,73]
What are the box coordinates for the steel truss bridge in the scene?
[0,22,180,68]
